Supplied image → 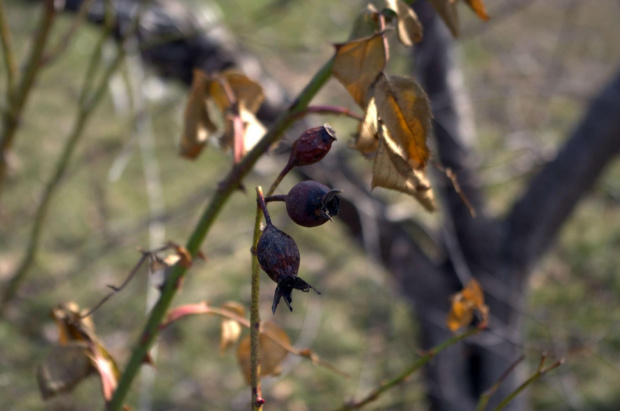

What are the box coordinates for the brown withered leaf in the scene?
[259,322,290,377]
[37,342,94,399]
[45,303,121,402]
[220,302,245,354]
[236,321,290,384]
[374,73,432,170]
[385,0,423,45]
[464,0,490,21]
[180,69,217,159]
[352,97,380,155]
[333,33,386,108]
[372,134,436,211]
[51,302,96,344]
[446,279,489,332]
[427,0,460,37]
[208,71,265,114]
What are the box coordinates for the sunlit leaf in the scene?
[44,303,121,403]
[374,73,432,169]
[333,33,386,108]
[37,342,94,399]
[208,71,265,114]
[220,108,266,162]
[372,134,436,211]
[352,97,380,155]
[427,0,460,37]
[236,321,290,384]
[384,0,423,45]
[446,279,489,332]
[220,302,245,354]
[88,344,119,402]
[180,69,217,159]
[464,0,490,21]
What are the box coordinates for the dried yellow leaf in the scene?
[236,321,290,384]
[374,73,432,170]
[333,33,386,108]
[180,69,217,159]
[464,0,490,21]
[372,134,436,211]
[446,294,475,332]
[446,279,489,332]
[208,71,265,114]
[37,342,93,399]
[427,0,460,37]
[385,0,423,45]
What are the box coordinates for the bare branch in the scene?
[505,69,620,276]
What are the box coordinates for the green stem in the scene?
[333,327,481,410]
[0,0,56,195]
[250,187,264,410]
[107,57,334,411]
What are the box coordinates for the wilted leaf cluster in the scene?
[180,70,266,162]
[37,303,120,402]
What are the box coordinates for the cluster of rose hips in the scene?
[256,124,342,314]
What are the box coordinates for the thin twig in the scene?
[41,0,95,67]
[332,327,481,410]
[477,355,525,411]
[0,0,146,314]
[251,187,265,410]
[433,161,476,217]
[0,0,56,195]
[107,57,335,411]
[79,251,151,319]
[492,355,564,411]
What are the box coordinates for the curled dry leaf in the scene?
[37,342,93,399]
[427,0,460,37]
[374,73,432,170]
[333,33,386,108]
[39,303,120,402]
[208,71,265,114]
[180,69,217,159]
[372,135,436,211]
[446,279,489,332]
[220,302,245,354]
[464,0,490,21]
[237,321,290,384]
[384,0,423,45]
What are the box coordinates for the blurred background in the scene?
[1,0,619,410]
